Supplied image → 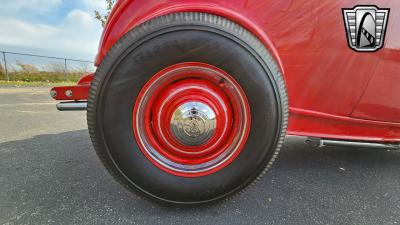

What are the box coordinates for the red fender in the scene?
[95,0,285,76]
[52,0,400,143]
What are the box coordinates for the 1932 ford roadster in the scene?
[50,0,400,205]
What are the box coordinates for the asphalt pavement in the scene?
[1,87,400,225]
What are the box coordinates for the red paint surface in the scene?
[288,108,400,142]
[132,62,251,177]
[151,79,233,160]
[51,73,93,101]
[77,73,94,86]
[55,0,400,142]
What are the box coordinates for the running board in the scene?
[56,101,87,111]
[306,138,400,150]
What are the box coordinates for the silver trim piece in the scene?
[306,138,400,150]
[56,101,87,111]
[50,90,57,98]
[170,102,216,146]
[343,5,389,52]
[65,90,73,97]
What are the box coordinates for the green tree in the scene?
[94,0,116,27]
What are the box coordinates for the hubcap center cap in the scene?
[170,102,216,146]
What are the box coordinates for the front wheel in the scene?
[88,12,288,205]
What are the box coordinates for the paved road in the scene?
[1,87,400,225]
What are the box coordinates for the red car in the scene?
[51,0,400,205]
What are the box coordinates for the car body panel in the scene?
[351,58,400,123]
[351,5,400,123]
[63,0,400,142]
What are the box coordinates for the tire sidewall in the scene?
[89,13,287,204]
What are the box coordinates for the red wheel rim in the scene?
[133,62,251,177]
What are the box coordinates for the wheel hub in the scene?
[133,62,251,177]
[171,102,216,146]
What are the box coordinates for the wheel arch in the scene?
[95,0,286,78]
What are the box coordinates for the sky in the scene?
[0,0,107,62]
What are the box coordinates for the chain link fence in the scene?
[0,51,95,82]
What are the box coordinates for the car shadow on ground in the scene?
[1,130,400,225]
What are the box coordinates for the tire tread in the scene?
[88,12,288,206]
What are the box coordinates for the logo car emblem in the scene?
[342,5,389,52]
[183,115,204,138]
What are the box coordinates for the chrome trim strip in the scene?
[56,101,87,111]
[306,137,400,150]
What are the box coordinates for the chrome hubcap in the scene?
[170,102,216,146]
